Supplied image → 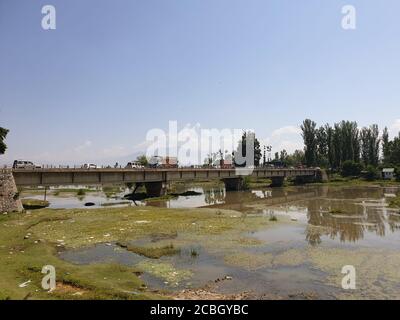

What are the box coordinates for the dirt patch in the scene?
[171,288,250,300]
[51,282,89,297]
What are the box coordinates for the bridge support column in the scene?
[0,170,23,213]
[223,178,244,191]
[144,182,166,197]
[271,177,285,187]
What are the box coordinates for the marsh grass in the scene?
[76,189,86,196]
[0,205,282,299]
[389,196,400,209]
[21,199,49,210]
[117,242,179,259]
[329,209,344,214]
[269,214,278,222]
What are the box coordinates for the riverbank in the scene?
[3,183,400,299]
[0,205,284,300]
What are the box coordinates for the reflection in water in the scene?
[26,183,400,246]
[304,187,400,245]
[199,184,400,245]
[204,188,226,205]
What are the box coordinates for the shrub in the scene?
[77,189,86,196]
[269,214,278,222]
[365,165,378,181]
[242,176,251,190]
[395,167,400,181]
[341,160,363,177]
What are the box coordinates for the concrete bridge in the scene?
[12,167,321,197]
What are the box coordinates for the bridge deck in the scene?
[11,168,317,186]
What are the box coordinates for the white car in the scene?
[82,163,97,169]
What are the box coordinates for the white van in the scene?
[13,160,41,169]
[125,161,144,169]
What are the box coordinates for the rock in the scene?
[84,202,95,207]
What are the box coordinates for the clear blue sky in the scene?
[1,0,400,164]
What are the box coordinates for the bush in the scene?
[77,189,86,196]
[341,160,363,177]
[395,167,400,181]
[365,165,378,181]
[242,176,251,190]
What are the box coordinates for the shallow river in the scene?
[29,184,400,299]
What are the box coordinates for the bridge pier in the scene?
[222,178,244,191]
[144,182,166,197]
[271,177,285,187]
[0,170,23,213]
[315,169,328,183]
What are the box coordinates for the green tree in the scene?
[279,149,288,162]
[325,124,335,169]
[285,149,305,167]
[309,121,360,170]
[136,155,148,166]
[365,165,378,181]
[382,127,391,164]
[341,160,363,177]
[395,167,400,181]
[316,126,328,167]
[360,125,380,167]
[0,127,9,155]
[390,134,400,164]
[301,119,317,167]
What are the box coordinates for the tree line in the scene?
[300,119,400,174]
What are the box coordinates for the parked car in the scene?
[125,161,144,169]
[82,163,97,169]
[12,160,41,169]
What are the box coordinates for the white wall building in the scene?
[382,168,395,180]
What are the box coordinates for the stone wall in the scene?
[0,169,23,213]
[315,169,329,183]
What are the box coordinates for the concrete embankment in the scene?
[0,169,23,213]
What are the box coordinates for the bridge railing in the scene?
[5,163,319,172]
